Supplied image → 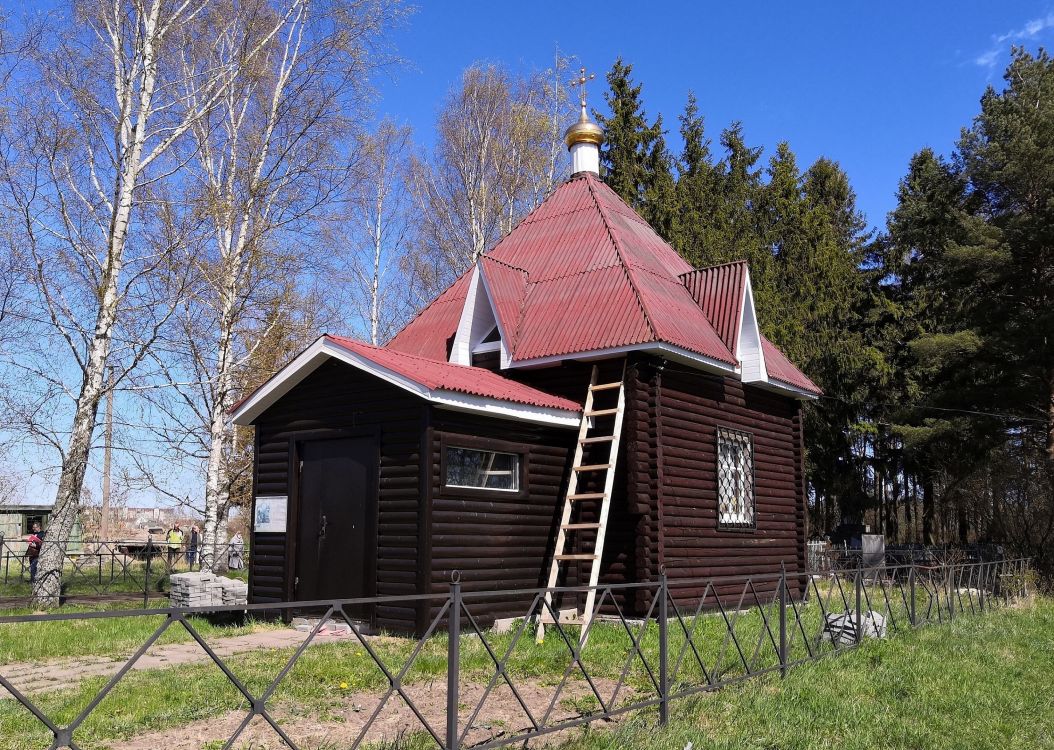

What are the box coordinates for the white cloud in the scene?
[974,49,1000,68]
[977,12,1054,68]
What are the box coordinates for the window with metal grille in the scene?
[444,446,521,491]
[717,427,755,528]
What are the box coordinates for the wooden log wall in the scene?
[249,359,426,632]
[640,357,807,605]
[425,407,574,626]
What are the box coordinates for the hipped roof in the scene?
[390,173,737,368]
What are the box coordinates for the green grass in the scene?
[0,595,1047,750]
[556,598,1054,750]
[0,602,279,662]
[0,556,249,599]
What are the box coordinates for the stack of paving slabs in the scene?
[218,576,248,605]
[170,571,247,607]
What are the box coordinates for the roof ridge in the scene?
[481,254,530,278]
[584,174,659,341]
[677,259,749,281]
[480,255,531,358]
[589,178,654,227]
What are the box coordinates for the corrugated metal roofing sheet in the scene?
[384,171,817,393]
[326,335,581,410]
[680,261,747,355]
[473,173,736,364]
[387,269,473,360]
[512,266,652,359]
[479,256,528,343]
[760,335,822,394]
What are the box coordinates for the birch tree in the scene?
[406,59,574,302]
[149,0,403,571]
[0,0,286,605]
[335,118,413,344]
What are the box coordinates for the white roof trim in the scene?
[737,268,769,385]
[449,267,482,365]
[751,377,820,401]
[230,337,581,428]
[507,341,739,376]
[475,264,515,368]
[449,264,514,368]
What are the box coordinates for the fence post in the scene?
[779,563,788,678]
[978,563,985,613]
[854,569,863,645]
[948,564,955,621]
[658,569,669,725]
[143,538,153,609]
[447,573,461,750]
[909,563,916,627]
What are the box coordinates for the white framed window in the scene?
[717,427,755,528]
[444,446,521,492]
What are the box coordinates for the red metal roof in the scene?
[386,171,819,397]
[387,269,473,360]
[760,335,822,394]
[481,173,736,364]
[680,261,747,356]
[325,335,581,411]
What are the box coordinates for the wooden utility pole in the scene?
[100,367,113,543]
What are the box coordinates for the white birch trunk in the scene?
[34,0,163,606]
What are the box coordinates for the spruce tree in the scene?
[595,58,664,216]
[641,114,678,240]
[672,92,719,265]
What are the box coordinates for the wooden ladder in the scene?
[537,362,627,643]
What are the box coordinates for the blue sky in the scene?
[373,1,1054,229]
[9,2,1054,509]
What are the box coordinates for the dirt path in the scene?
[120,676,636,750]
[0,624,354,696]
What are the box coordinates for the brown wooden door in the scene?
[295,437,376,607]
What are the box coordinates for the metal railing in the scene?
[806,542,1007,572]
[0,558,1032,750]
[0,538,247,606]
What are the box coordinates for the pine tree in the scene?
[958,48,1054,465]
[699,122,765,267]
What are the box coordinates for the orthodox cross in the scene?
[569,67,596,107]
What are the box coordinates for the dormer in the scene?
[680,260,766,384]
[449,265,513,370]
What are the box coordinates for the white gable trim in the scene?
[449,265,513,367]
[475,265,515,368]
[751,377,820,401]
[449,267,484,365]
[737,268,768,385]
[230,337,580,428]
[507,341,739,376]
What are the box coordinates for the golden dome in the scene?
[564,103,603,148]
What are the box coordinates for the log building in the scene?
[232,96,821,634]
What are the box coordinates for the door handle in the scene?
[319,514,327,539]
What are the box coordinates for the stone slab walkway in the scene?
[0,623,354,696]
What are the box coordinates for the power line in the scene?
[815,393,1046,425]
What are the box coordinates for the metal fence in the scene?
[806,541,1007,572]
[0,538,247,606]
[0,558,1032,750]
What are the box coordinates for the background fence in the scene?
[0,537,247,607]
[0,558,1033,750]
